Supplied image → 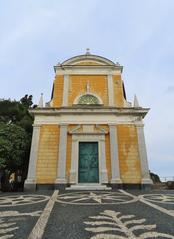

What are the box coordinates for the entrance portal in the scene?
[78,142,99,183]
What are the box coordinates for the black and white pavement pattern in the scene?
[0,190,173,239]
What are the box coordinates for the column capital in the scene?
[32,124,42,128]
[59,123,68,126]
[135,122,144,127]
[109,123,117,127]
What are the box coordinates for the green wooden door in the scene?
[78,142,99,183]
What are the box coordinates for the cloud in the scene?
[166,86,174,93]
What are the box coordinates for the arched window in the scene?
[78,94,100,105]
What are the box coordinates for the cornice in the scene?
[29,106,149,118]
[54,65,123,74]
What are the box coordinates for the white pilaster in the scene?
[55,124,68,184]
[136,123,152,184]
[62,74,69,106]
[100,138,108,183]
[24,124,41,187]
[107,74,114,106]
[109,125,122,183]
[69,137,78,184]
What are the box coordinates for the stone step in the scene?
[66,184,112,191]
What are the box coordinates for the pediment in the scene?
[62,54,116,66]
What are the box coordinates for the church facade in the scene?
[24,52,152,190]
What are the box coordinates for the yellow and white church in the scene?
[24,51,152,191]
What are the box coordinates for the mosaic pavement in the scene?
[0,190,173,239]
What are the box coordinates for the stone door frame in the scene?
[69,134,108,185]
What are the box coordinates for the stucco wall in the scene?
[36,125,59,183]
[117,125,141,183]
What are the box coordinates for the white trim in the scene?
[108,75,114,106]
[30,107,149,116]
[55,125,68,184]
[34,114,147,125]
[62,74,69,106]
[136,124,152,184]
[55,68,122,75]
[25,125,41,184]
[69,134,108,185]
[109,125,122,183]
[61,54,116,66]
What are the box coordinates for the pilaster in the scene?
[107,74,114,106]
[24,124,41,191]
[100,137,108,183]
[69,137,78,184]
[136,123,152,184]
[55,124,68,184]
[109,124,122,184]
[62,74,69,106]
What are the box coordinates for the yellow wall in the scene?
[68,75,108,106]
[52,75,64,107]
[52,73,125,108]
[113,75,124,107]
[35,124,142,185]
[36,125,59,183]
[117,125,141,183]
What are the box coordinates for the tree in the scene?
[0,96,33,134]
[0,95,34,190]
[0,123,30,172]
[20,94,33,108]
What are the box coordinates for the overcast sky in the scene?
[0,0,174,179]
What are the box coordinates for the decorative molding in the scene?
[69,125,81,134]
[72,134,105,141]
[82,125,94,133]
[34,114,147,126]
[54,68,122,76]
[61,54,117,66]
[30,107,149,116]
[95,124,108,134]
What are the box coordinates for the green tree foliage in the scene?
[0,95,33,134]
[20,94,33,108]
[0,95,34,178]
[0,123,30,171]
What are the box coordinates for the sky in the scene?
[0,0,174,179]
